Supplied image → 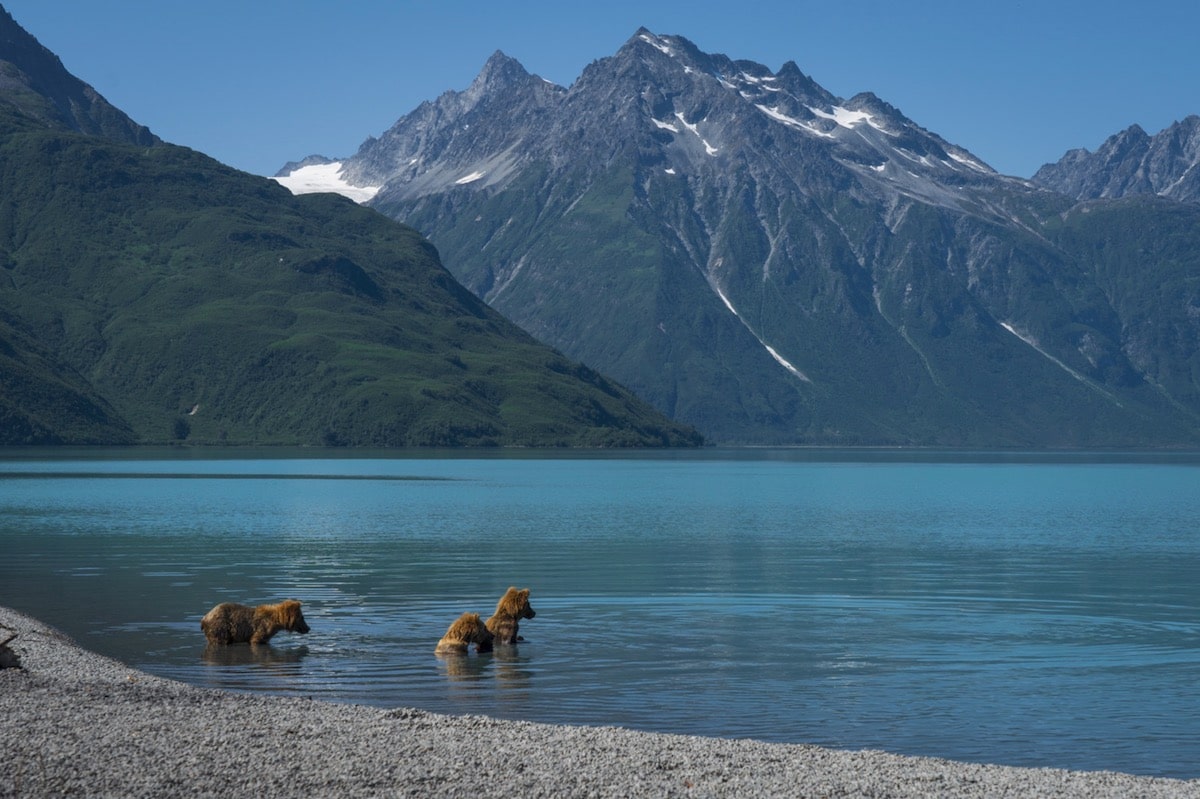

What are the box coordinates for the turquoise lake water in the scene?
[1,448,1199,777]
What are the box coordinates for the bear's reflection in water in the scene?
[437,644,534,690]
[437,651,490,681]
[492,645,534,688]
[201,643,310,668]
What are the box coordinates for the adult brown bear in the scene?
[485,587,536,646]
[200,599,311,645]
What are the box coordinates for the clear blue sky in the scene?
[5,0,1198,179]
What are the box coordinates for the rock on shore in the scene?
[1,606,1197,798]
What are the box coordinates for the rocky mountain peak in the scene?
[272,27,1200,448]
[285,29,1007,212]
[1032,116,1200,202]
[0,4,158,145]
[460,49,550,106]
[340,44,565,197]
[773,61,836,108]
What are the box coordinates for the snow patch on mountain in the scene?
[948,150,992,173]
[739,72,778,85]
[455,170,487,185]
[810,105,875,130]
[763,344,811,382]
[273,162,381,203]
[639,33,673,56]
[715,285,811,382]
[756,104,834,139]
[674,112,719,156]
[1000,322,1120,405]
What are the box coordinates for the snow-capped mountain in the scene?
[278,29,1200,446]
[281,30,1009,213]
[1032,116,1200,203]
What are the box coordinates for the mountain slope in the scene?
[1032,116,1200,203]
[0,11,699,447]
[0,314,133,445]
[0,5,157,145]
[0,125,700,446]
[282,30,1200,446]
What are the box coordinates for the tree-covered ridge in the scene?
[0,123,701,447]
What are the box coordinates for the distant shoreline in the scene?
[2,605,1197,798]
[4,444,1200,458]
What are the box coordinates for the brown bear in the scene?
[435,612,494,655]
[485,587,536,646]
[200,599,311,645]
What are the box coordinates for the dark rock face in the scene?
[0,6,159,145]
[1033,116,1200,203]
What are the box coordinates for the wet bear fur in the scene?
[200,599,311,645]
[435,612,494,655]
[485,587,536,646]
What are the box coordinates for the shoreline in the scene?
[1,605,1197,798]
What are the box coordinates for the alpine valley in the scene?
[0,7,701,447]
[280,29,1200,447]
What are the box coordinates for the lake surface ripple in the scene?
[2,448,1199,778]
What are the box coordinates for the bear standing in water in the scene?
[485,587,536,646]
[200,599,311,645]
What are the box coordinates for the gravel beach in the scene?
[1,606,1197,798]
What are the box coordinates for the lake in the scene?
[1,448,1199,778]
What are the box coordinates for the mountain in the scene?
[280,29,1200,447]
[0,6,157,145]
[1032,116,1200,203]
[0,10,700,447]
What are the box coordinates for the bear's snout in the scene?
[296,618,311,634]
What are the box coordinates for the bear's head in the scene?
[495,587,536,620]
[277,600,311,634]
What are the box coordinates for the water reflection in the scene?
[201,643,310,667]
[491,646,535,701]
[436,651,492,682]
[436,647,535,688]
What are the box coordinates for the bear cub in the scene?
[485,587,536,646]
[435,612,494,655]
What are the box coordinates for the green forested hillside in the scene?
[0,121,701,447]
